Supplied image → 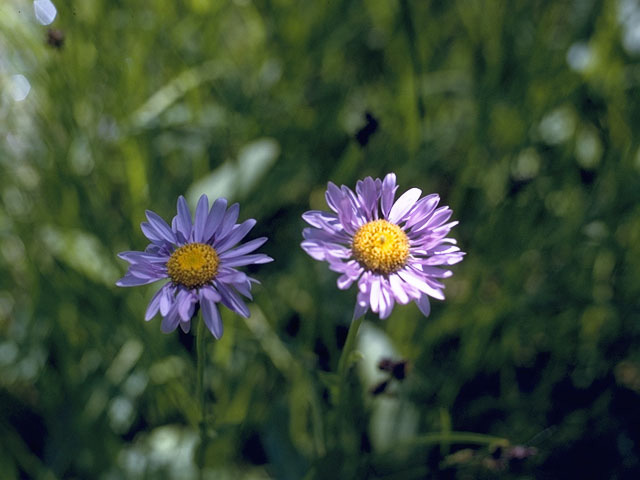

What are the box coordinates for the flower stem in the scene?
[332,314,364,451]
[196,316,207,479]
[337,314,364,382]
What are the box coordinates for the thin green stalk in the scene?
[376,431,510,462]
[196,316,207,480]
[337,314,364,384]
[399,0,426,122]
[334,313,364,447]
[402,431,510,448]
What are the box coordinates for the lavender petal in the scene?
[215,219,256,253]
[381,173,397,217]
[180,320,191,333]
[353,291,369,320]
[201,294,223,339]
[388,188,422,224]
[416,294,431,316]
[175,196,193,240]
[325,181,344,213]
[144,286,165,320]
[215,203,240,241]
[404,194,440,229]
[160,304,180,333]
[200,285,222,303]
[145,210,177,243]
[216,282,250,318]
[222,253,273,267]
[193,194,209,243]
[116,273,159,287]
[203,198,227,243]
[219,237,268,259]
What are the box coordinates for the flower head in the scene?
[301,173,464,320]
[117,195,273,338]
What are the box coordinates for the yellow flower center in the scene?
[167,243,219,288]
[351,219,410,274]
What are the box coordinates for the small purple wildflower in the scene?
[117,195,273,338]
[301,173,464,320]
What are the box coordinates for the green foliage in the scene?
[1,0,640,478]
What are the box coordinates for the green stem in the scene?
[382,431,510,455]
[334,312,364,445]
[337,314,364,383]
[196,316,207,479]
[399,0,426,121]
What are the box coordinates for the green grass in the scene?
[1,0,640,478]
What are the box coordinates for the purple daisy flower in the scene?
[116,195,273,338]
[301,173,464,320]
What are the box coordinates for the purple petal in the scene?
[160,286,175,315]
[378,281,394,320]
[412,230,460,253]
[171,216,187,244]
[389,273,410,304]
[353,291,369,320]
[193,195,209,242]
[424,276,446,291]
[325,181,344,213]
[302,210,339,230]
[388,188,422,224]
[140,222,164,244]
[301,239,331,261]
[330,259,363,276]
[215,219,256,253]
[176,289,197,321]
[410,207,451,234]
[200,285,222,303]
[300,238,351,263]
[216,203,240,241]
[216,268,249,285]
[341,185,359,209]
[422,266,453,278]
[423,207,453,231]
[127,262,166,280]
[355,176,379,221]
[118,251,169,264]
[203,198,227,242]
[161,305,180,333]
[216,283,250,318]
[116,273,159,287]
[430,221,459,235]
[430,244,461,255]
[175,196,193,240]
[144,211,177,243]
[337,274,355,290]
[381,173,397,217]
[302,225,351,243]
[222,253,273,267]
[404,194,440,229]
[144,286,165,320]
[180,320,191,333]
[219,237,268,259]
[200,293,223,339]
[336,197,357,235]
[370,276,381,313]
[231,277,253,299]
[396,268,432,295]
[418,252,465,266]
[397,267,445,300]
[358,271,372,294]
[416,294,431,316]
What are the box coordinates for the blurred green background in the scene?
[2,0,640,478]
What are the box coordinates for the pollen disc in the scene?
[352,219,410,274]
[167,243,219,288]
